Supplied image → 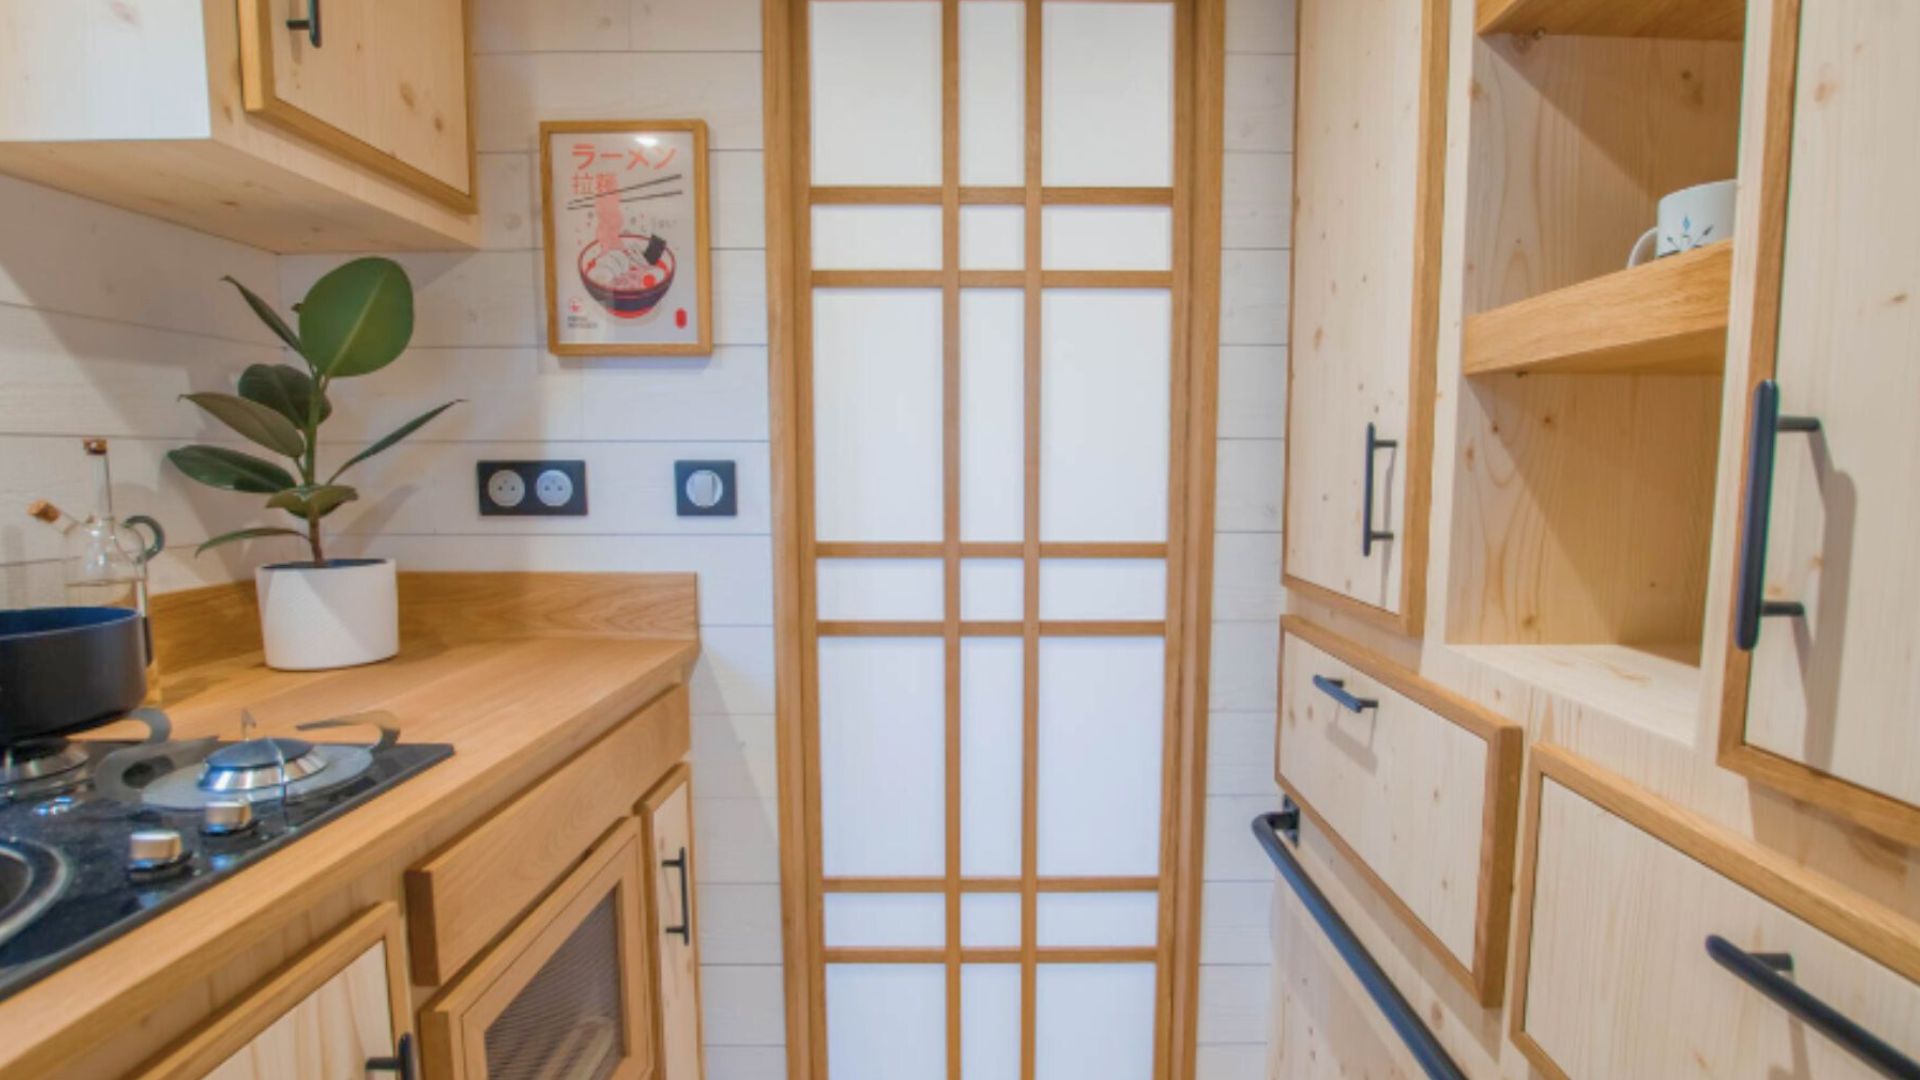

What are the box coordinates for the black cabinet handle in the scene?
[368,1033,416,1080]
[1706,936,1920,1079]
[1363,422,1398,557]
[1312,675,1379,713]
[1252,813,1467,1080]
[286,0,321,47]
[1734,379,1820,651]
[662,846,692,944]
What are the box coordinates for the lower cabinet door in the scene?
[1513,745,1920,1079]
[639,765,705,1080]
[422,819,656,1080]
[135,905,413,1080]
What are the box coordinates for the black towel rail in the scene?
[1253,809,1467,1080]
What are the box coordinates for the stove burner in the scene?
[199,738,328,793]
[0,741,88,788]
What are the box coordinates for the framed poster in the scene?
[540,119,713,356]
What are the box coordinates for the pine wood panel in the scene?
[1716,0,1920,845]
[640,766,707,1080]
[1476,0,1745,39]
[1511,746,1920,1079]
[1282,0,1447,631]
[132,905,410,1080]
[1277,617,1521,1006]
[1462,241,1731,377]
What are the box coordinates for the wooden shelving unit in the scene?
[1476,0,1745,40]
[1463,242,1731,377]
[1452,643,1701,747]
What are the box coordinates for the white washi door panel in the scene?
[1039,559,1167,620]
[962,894,1023,948]
[959,0,1026,186]
[1042,206,1174,270]
[963,965,1023,1080]
[811,2,943,185]
[1040,290,1172,543]
[962,289,1027,542]
[1037,637,1165,876]
[813,206,945,270]
[962,637,1024,878]
[814,289,944,542]
[961,206,1027,270]
[1041,3,1175,187]
[1035,964,1157,1080]
[1036,893,1160,947]
[827,965,946,1080]
[824,894,948,948]
[817,559,944,621]
[819,638,945,877]
[961,559,1024,622]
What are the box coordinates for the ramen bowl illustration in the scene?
[578,233,677,319]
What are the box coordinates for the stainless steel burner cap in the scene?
[199,737,327,793]
[0,740,88,785]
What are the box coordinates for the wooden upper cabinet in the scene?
[1718,0,1920,846]
[1283,0,1450,633]
[240,0,476,209]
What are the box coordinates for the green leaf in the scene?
[195,527,309,557]
[181,392,305,458]
[329,400,462,481]
[238,363,331,426]
[266,484,359,520]
[166,446,297,494]
[297,257,415,379]
[222,276,302,353]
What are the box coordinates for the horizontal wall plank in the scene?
[473,52,766,152]
[629,0,763,52]
[472,0,630,53]
[1220,249,1290,345]
[1221,152,1293,250]
[698,964,789,1047]
[1224,53,1295,154]
[1214,439,1286,533]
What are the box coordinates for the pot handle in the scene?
[125,515,166,564]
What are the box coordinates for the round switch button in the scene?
[684,468,726,510]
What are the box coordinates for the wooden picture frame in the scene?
[540,120,713,357]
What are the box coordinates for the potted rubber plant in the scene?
[168,257,458,671]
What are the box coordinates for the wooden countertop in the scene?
[0,631,699,1078]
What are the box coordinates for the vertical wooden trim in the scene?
[941,2,965,1076]
[762,2,823,1078]
[1168,0,1226,1073]
[1020,6,1044,1078]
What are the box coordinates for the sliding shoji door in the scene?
[780,1,1203,1077]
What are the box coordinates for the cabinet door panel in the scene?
[1727,0,1920,842]
[642,766,706,1080]
[1283,0,1446,627]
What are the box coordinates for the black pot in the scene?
[0,608,148,746]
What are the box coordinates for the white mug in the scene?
[1627,179,1736,267]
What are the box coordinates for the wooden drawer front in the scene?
[641,765,705,1080]
[1277,616,1521,1004]
[408,686,690,983]
[136,906,411,1080]
[1514,746,1920,1079]
[422,821,655,1080]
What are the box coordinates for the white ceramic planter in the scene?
[254,558,399,671]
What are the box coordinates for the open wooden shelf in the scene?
[1463,242,1732,377]
[1451,643,1701,747]
[1476,0,1745,40]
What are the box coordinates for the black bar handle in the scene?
[662,846,692,944]
[286,0,321,47]
[1313,675,1379,714]
[1735,379,1819,651]
[367,1033,417,1080]
[1706,936,1920,1079]
[1363,423,1398,557]
[1253,813,1467,1080]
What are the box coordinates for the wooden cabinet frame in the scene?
[235,0,479,212]
[639,764,706,1080]
[1276,616,1522,1006]
[133,904,412,1080]
[421,820,656,1080]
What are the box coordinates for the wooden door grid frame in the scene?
[762,0,1229,1077]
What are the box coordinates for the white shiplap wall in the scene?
[1201,0,1293,1076]
[0,0,1291,1075]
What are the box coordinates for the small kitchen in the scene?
[1,1,1917,1079]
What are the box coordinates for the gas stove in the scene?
[0,709,450,1001]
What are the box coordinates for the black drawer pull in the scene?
[662,846,692,944]
[1253,813,1466,1080]
[286,0,321,47]
[367,1033,416,1080]
[1706,935,1920,1079]
[1734,379,1820,651]
[1313,675,1378,713]
[1363,422,1398,557]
